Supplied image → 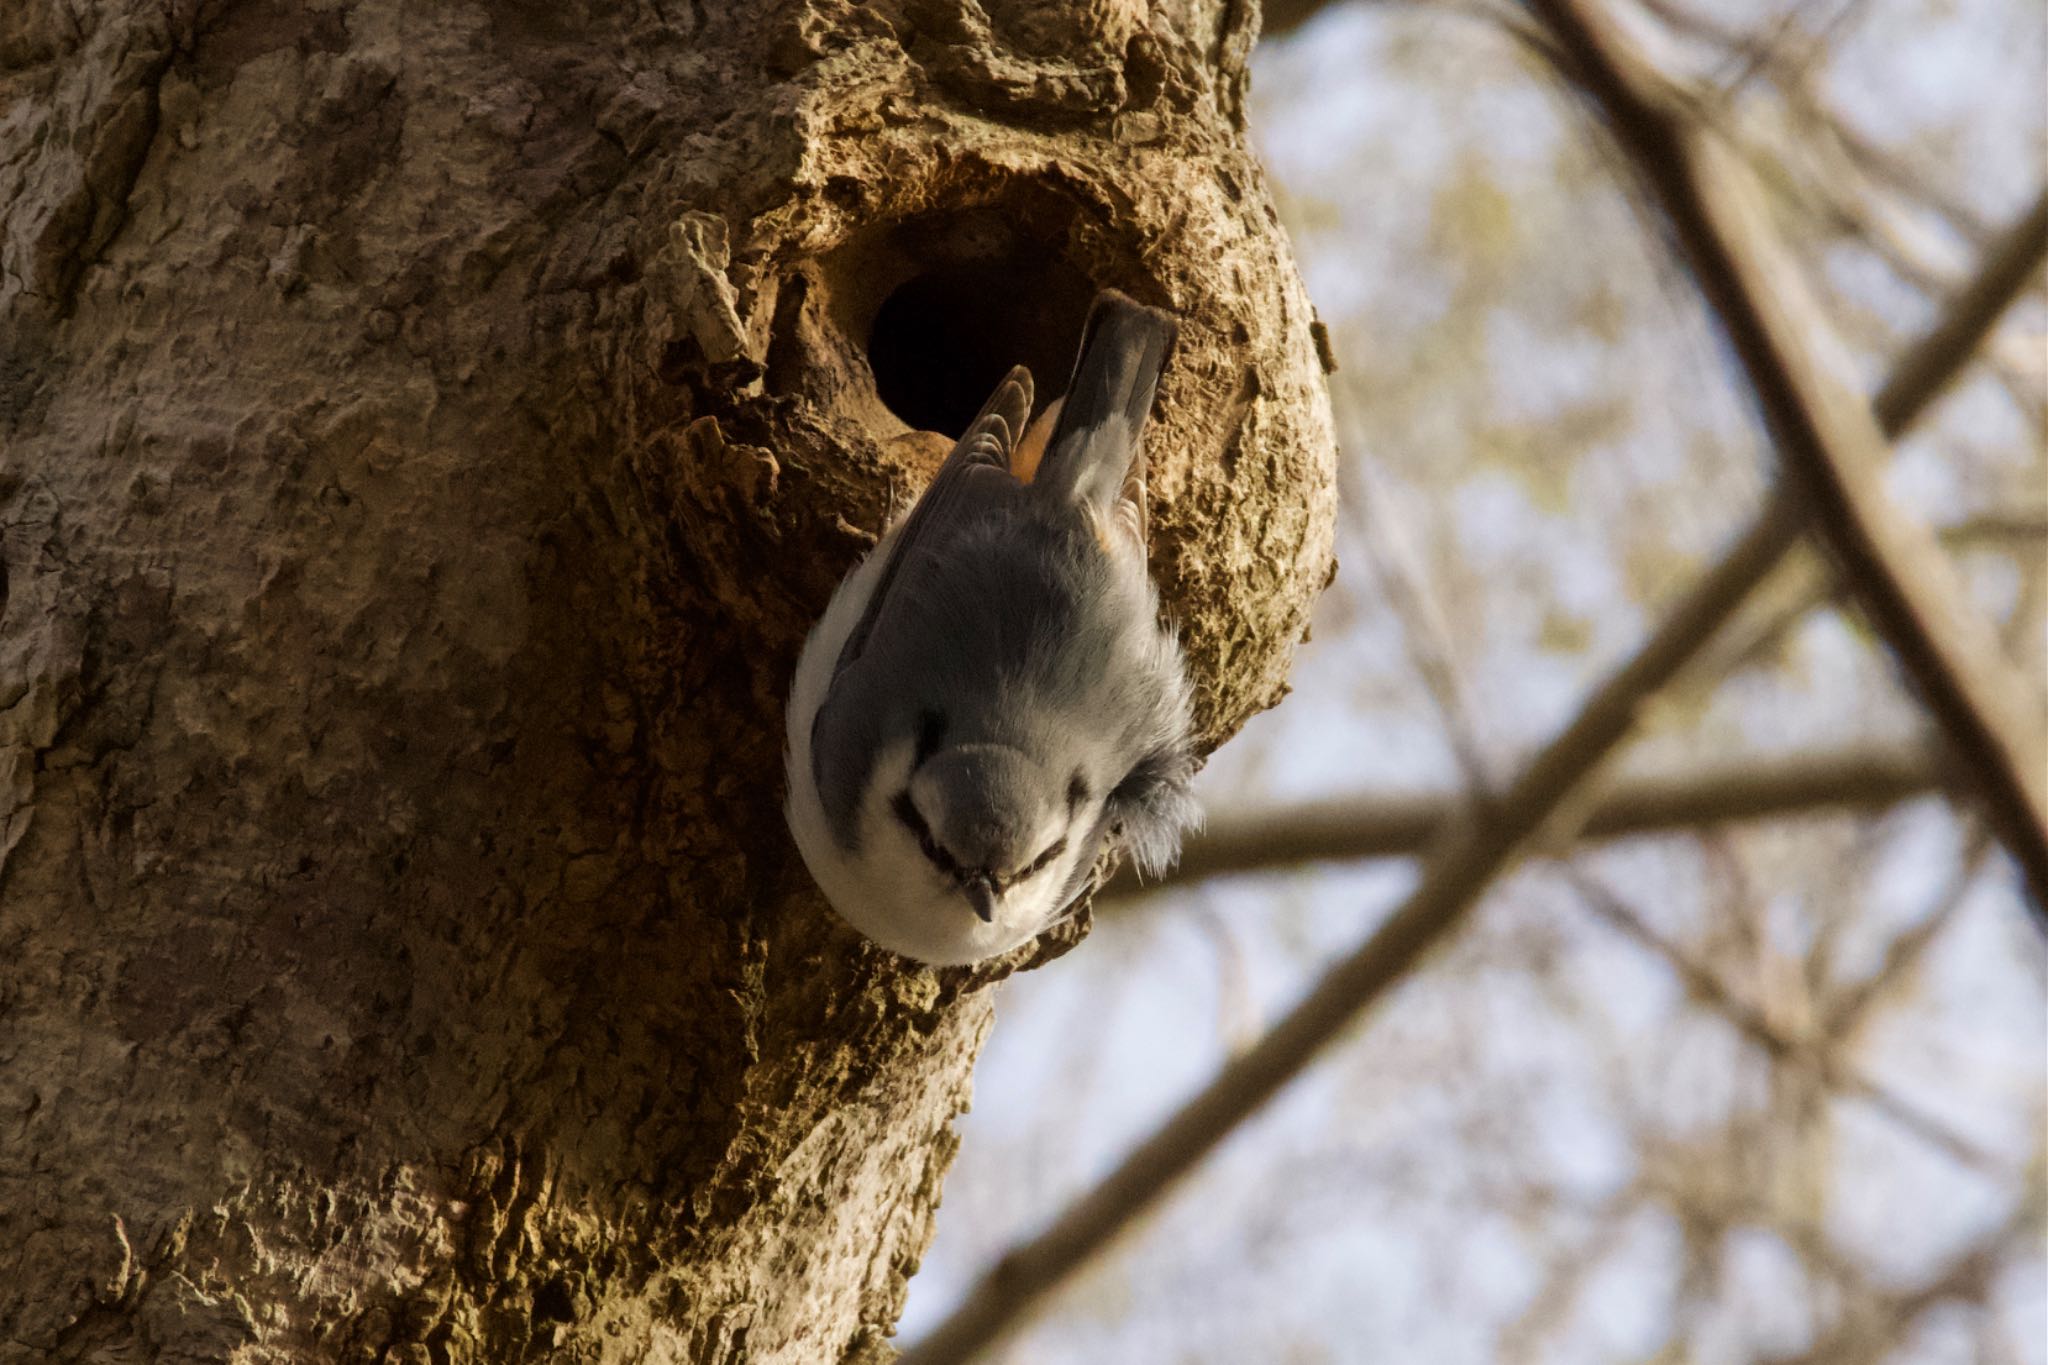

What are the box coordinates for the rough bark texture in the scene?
[0,1,1334,1361]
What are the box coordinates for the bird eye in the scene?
[914,710,947,767]
[892,791,956,876]
[1067,770,1090,811]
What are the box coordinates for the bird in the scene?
[783,289,1199,965]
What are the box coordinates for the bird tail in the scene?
[1031,290,1177,517]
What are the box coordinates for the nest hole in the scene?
[822,203,1104,438]
[868,260,1096,437]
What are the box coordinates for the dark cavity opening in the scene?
[844,205,1099,438]
[869,261,1095,437]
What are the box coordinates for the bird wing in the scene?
[831,365,1034,680]
[806,366,1034,843]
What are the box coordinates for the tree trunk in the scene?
[0,1,1333,1360]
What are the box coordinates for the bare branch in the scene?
[1139,493,2039,893]
[901,501,1796,1363]
[899,37,2048,1365]
[1353,456,1500,793]
[1498,1193,1642,1363]
[1138,501,2041,899]
[1526,0,2048,910]
[1107,741,1950,895]
[1639,0,1995,241]
[1643,19,2045,405]
[1870,185,2048,433]
[1706,510,2048,684]
[1762,1191,2042,1365]
[1822,824,1993,1041]
[1708,0,1875,101]
[1566,867,2006,1175]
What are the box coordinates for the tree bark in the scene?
[0,1,1334,1361]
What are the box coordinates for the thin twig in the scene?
[1639,0,1996,242]
[1565,866,2005,1174]
[1700,509,2048,683]
[1527,0,2048,910]
[1761,1188,2043,1365]
[1822,824,1993,1041]
[899,45,2048,1365]
[1136,502,2043,901]
[1105,741,1950,896]
[1713,0,1874,101]
[1353,454,1500,793]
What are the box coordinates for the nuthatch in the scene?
[784,290,1198,965]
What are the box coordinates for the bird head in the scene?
[895,742,1073,924]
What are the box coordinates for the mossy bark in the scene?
[0,0,1334,1359]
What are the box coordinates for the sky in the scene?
[901,2,2047,1361]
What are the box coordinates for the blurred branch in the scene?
[1571,10,2048,438]
[1639,0,1994,239]
[1943,510,2048,547]
[1702,509,2047,682]
[1637,0,2042,408]
[1107,741,1949,897]
[1526,0,2048,911]
[1820,824,1991,1040]
[1273,3,2045,405]
[1699,0,1874,101]
[1865,186,2048,436]
[901,102,2048,1365]
[1761,1187,2043,1365]
[1567,868,2005,1174]
[1497,1192,1642,1363]
[1771,167,2045,409]
[1353,456,1501,792]
[911,27,2048,1365]
[1132,502,2044,901]
[1745,117,2041,404]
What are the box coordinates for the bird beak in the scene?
[962,878,996,923]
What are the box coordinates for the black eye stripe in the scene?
[893,791,958,877]
[989,837,1068,894]
[894,789,1069,894]
[1024,837,1066,878]
[914,710,947,767]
